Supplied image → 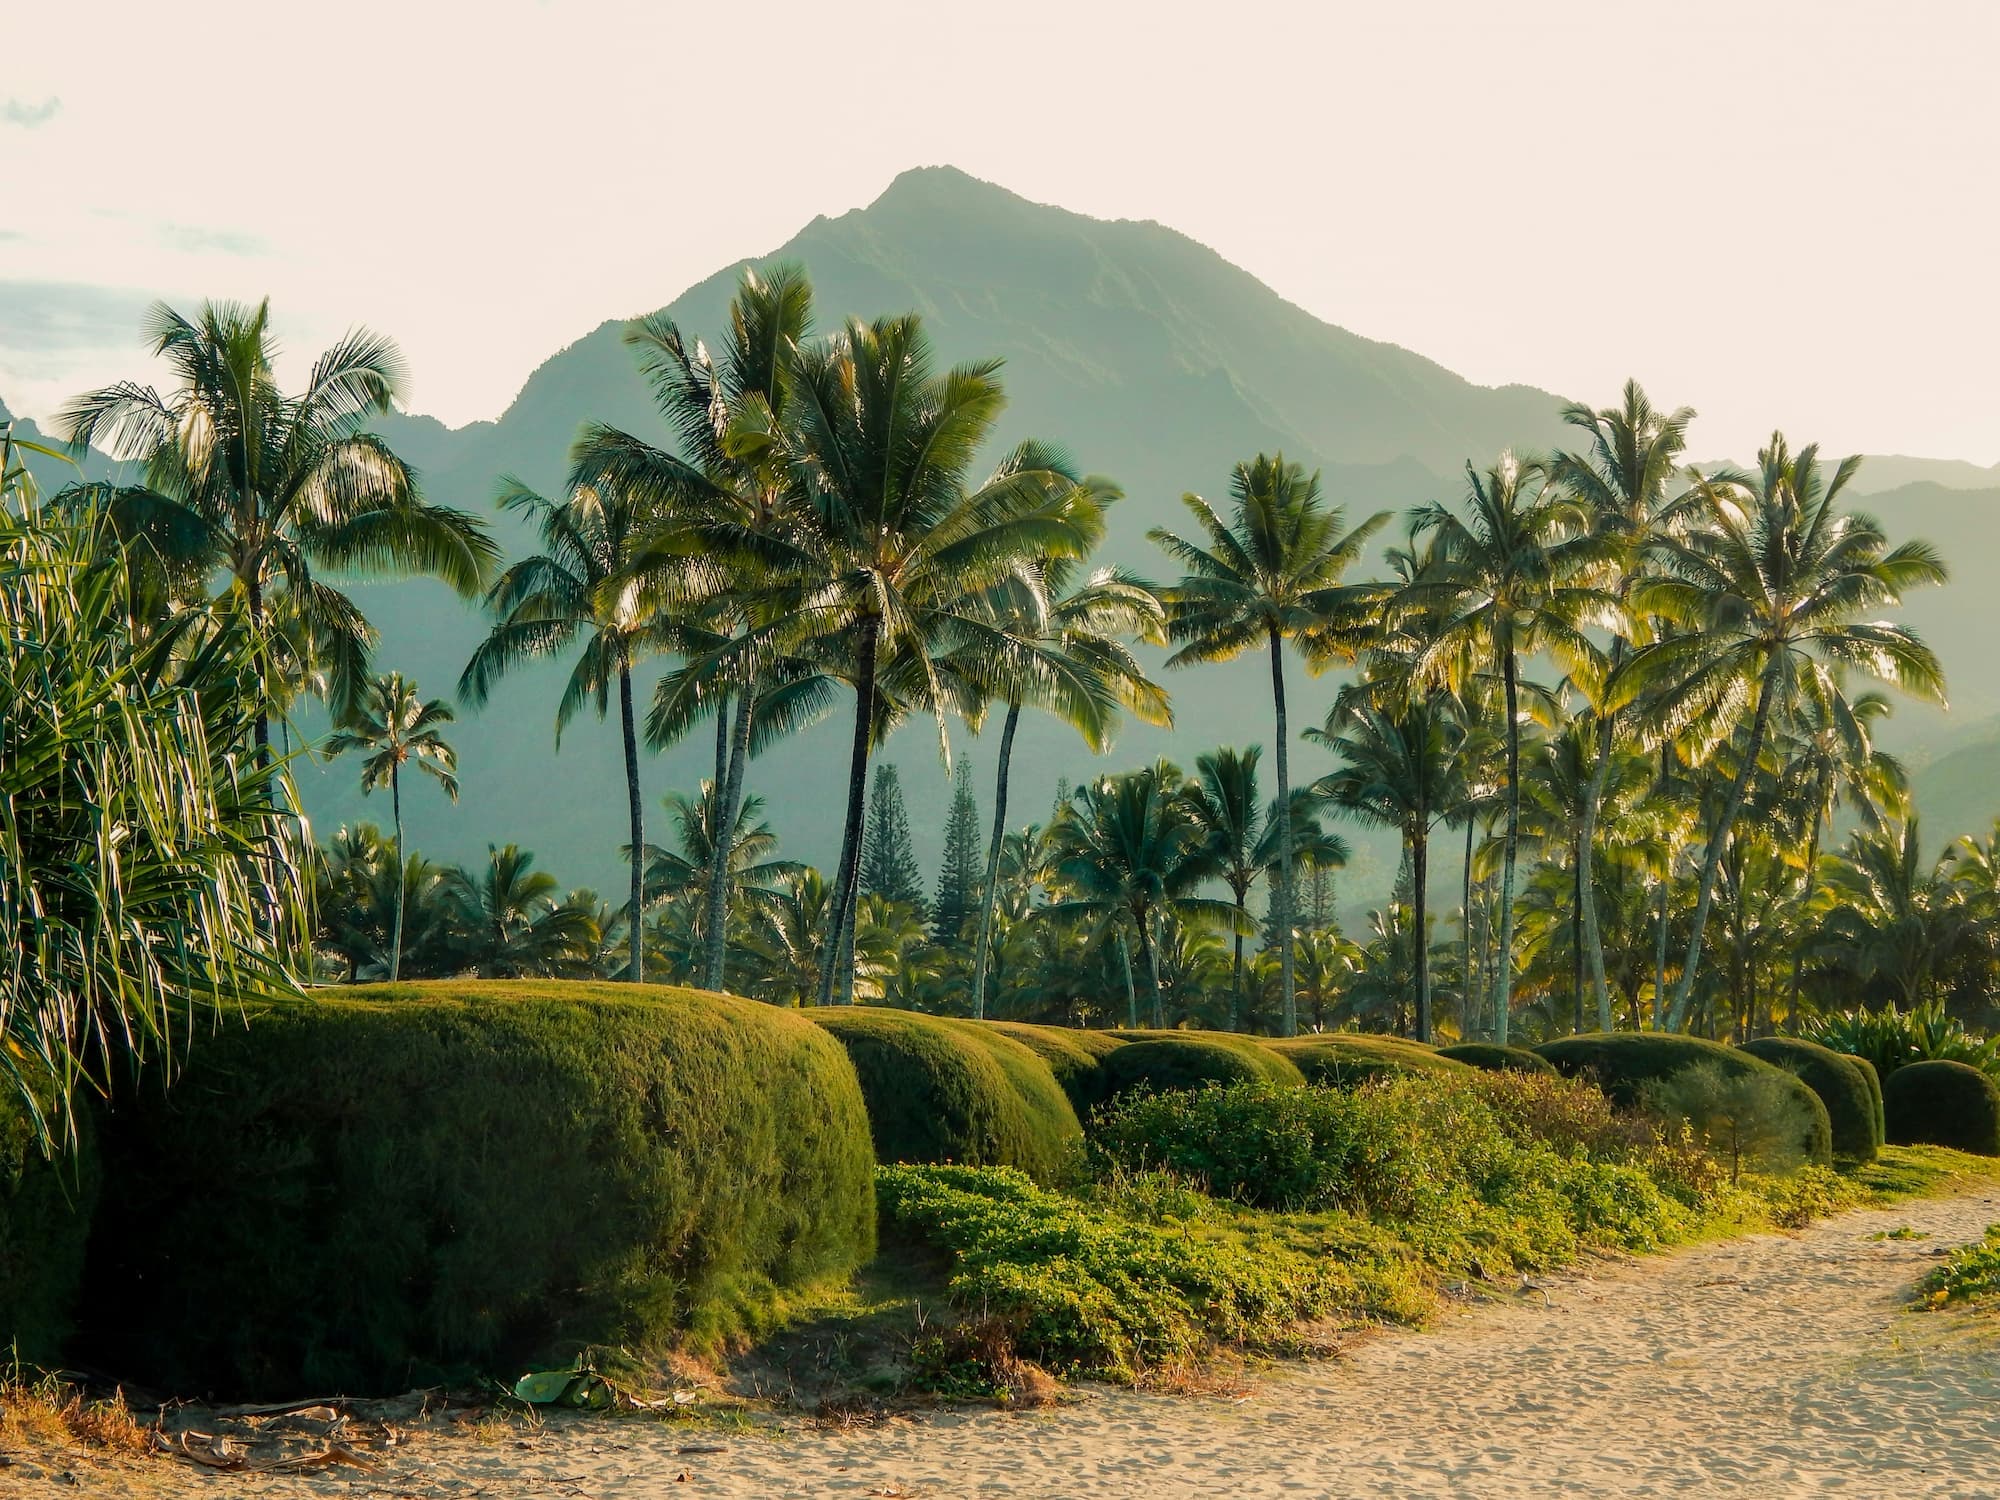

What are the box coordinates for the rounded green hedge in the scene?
[1883,1059,2000,1155]
[1437,1043,1558,1076]
[1094,1035,1305,1103]
[1847,1053,1887,1143]
[981,1022,1127,1115]
[1740,1037,1881,1164]
[0,1089,100,1367]
[1536,1032,1831,1166]
[808,1009,1082,1182]
[1268,1033,1470,1087]
[82,982,877,1397]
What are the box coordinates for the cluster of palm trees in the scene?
[37,283,1975,1047]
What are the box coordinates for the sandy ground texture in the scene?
[16,1188,2000,1499]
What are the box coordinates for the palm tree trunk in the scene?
[1118,930,1138,1029]
[714,688,733,791]
[1785,791,1826,1030]
[1413,823,1431,1043]
[1492,636,1522,1046]
[619,663,645,985]
[1572,830,1585,1033]
[702,676,757,991]
[820,622,879,1007]
[1231,893,1247,1034]
[1579,709,1617,1031]
[1666,663,1779,1032]
[970,700,1021,1021]
[1268,627,1297,1037]
[1460,815,1476,1039]
[247,573,272,764]
[1140,908,1164,1029]
[390,764,406,983]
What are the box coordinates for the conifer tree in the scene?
[932,762,982,945]
[860,765,926,912]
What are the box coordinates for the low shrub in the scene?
[980,1022,1125,1115]
[1849,1053,1887,1142]
[1642,1062,1820,1183]
[1740,1037,1881,1164]
[809,1008,1082,1181]
[1095,1036,1303,1103]
[1918,1223,2000,1308]
[1266,1033,1470,1087]
[82,982,878,1396]
[1536,1032,1831,1166]
[1437,1043,1557,1075]
[0,1090,100,1367]
[1883,1060,2000,1155]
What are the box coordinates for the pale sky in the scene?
[4,0,1996,465]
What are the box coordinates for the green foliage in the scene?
[1095,1034,1304,1104]
[876,1164,1341,1381]
[932,763,982,945]
[1918,1223,2000,1308]
[807,1008,1082,1182]
[1537,1032,1831,1165]
[1268,1033,1470,1087]
[81,983,877,1396]
[1438,1043,1557,1075]
[1850,1053,1887,1142]
[1740,1037,1881,1164]
[1803,1003,2000,1084]
[1641,1062,1818,1183]
[0,1087,99,1366]
[1883,1059,2000,1156]
[861,765,927,913]
[981,1022,1126,1114]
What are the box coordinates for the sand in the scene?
[21,1188,2000,1498]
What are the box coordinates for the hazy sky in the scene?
[4,0,1996,464]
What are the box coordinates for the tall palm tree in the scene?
[631,783,800,975]
[959,558,1171,1019]
[324,673,459,981]
[1308,693,1466,1041]
[459,474,682,982]
[573,265,815,992]
[1549,381,1694,1029]
[1814,819,1980,1012]
[1406,454,1617,1044]
[59,300,495,748]
[449,844,599,979]
[1614,437,1947,1031]
[780,316,1096,1004]
[1149,455,1388,1035]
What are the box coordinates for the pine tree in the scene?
[861,765,926,913]
[932,762,982,946]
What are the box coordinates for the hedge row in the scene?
[1437,1043,1557,1076]
[1883,1060,2000,1155]
[1267,1033,1470,1087]
[1739,1037,1881,1164]
[80,983,877,1397]
[0,1087,99,1368]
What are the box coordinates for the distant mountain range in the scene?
[11,166,2000,901]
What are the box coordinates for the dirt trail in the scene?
[30,1190,2000,1498]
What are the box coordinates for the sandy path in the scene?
[34,1189,2000,1498]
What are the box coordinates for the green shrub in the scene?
[1437,1043,1557,1075]
[1918,1223,2000,1308]
[1536,1032,1831,1166]
[1095,1036,1304,1103]
[1268,1033,1470,1087]
[1740,1037,1880,1164]
[82,982,877,1396]
[808,1008,1082,1181]
[979,1022,1125,1115]
[876,1164,1340,1380]
[1883,1060,2000,1155]
[1641,1062,1819,1183]
[1848,1053,1887,1142]
[0,1090,100,1367]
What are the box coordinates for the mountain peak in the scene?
[865,164,1042,217]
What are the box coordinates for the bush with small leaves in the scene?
[1883,1059,2000,1155]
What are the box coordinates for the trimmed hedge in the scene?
[1740,1037,1881,1164]
[808,1009,1082,1182]
[0,1090,100,1367]
[1437,1043,1558,1076]
[1883,1059,2000,1155]
[1096,1034,1305,1103]
[1268,1033,1471,1087]
[1536,1032,1831,1166]
[82,983,877,1397]
[980,1022,1127,1115]
[1848,1053,1887,1143]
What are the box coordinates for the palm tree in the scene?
[449,844,599,978]
[573,265,815,992]
[960,559,1171,1019]
[1614,437,1947,1031]
[459,474,681,983]
[1549,382,1694,1029]
[1406,454,1617,1044]
[780,316,1096,1004]
[1308,693,1467,1042]
[1149,455,1388,1035]
[1814,819,1982,1012]
[631,783,800,976]
[59,300,495,748]
[324,673,459,981]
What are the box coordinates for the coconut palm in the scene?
[449,844,599,979]
[1405,454,1618,1044]
[59,300,494,748]
[1613,437,1947,1031]
[324,673,459,981]
[1813,819,1983,1012]
[1149,455,1388,1035]
[630,783,800,975]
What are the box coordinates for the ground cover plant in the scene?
[1918,1223,2000,1308]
